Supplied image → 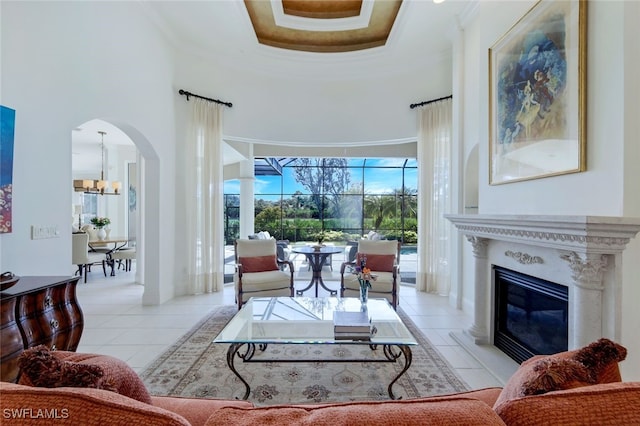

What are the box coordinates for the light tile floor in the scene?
[76,267,506,390]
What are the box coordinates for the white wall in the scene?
[456,0,640,379]
[172,48,452,145]
[1,2,176,304]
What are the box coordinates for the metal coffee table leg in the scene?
[383,344,413,400]
[227,342,254,400]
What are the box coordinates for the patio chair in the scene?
[340,240,401,309]
[234,239,295,309]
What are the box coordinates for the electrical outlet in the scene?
[31,225,60,240]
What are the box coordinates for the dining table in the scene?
[292,245,342,297]
[88,237,130,276]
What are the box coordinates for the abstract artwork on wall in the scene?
[489,0,587,184]
[0,106,16,234]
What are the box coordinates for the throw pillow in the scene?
[18,346,117,391]
[493,338,627,409]
[358,253,395,272]
[573,337,627,382]
[239,255,279,273]
[18,346,152,404]
[520,358,592,396]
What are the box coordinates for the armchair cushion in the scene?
[343,272,395,293]
[357,253,395,272]
[239,255,279,273]
[237,270,293,292]
[18,345,152,404]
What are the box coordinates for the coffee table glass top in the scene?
[213,297,417,346]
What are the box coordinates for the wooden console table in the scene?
[0,276,84,382]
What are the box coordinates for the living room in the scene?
[1,0,639,411]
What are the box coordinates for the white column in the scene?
[238,158,255,240]
[560,251,608,348]
[466,236,490,344]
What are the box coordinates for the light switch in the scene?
[31,225,60,239]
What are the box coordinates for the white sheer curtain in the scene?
[185,98,224,294]
[416,98,452,295]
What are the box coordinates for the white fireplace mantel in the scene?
[444,215,640,254]
[445,214,640,352]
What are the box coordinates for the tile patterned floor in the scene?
[76,267,507,391]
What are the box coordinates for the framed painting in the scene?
[1,105,16,233]
[489,0,586,185]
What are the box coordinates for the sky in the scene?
[223,158,417,196]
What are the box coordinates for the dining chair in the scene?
[340,240,401,309]
[111,248,136,272]
[80,224,98,241]
[234,239,294,309]
[72,232,107,283]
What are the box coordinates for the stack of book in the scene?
[333,310,373,341]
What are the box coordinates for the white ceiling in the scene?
[73,1,476,172]
[72,120,133,175]
[142,0,475,80]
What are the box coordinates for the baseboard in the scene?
[450,331,519,386]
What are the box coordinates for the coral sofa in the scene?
[1,340,640,425]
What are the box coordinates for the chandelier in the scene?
[73,131,121,195]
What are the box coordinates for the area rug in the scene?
[140,305,469,406]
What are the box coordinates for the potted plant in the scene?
[90,217,111,240]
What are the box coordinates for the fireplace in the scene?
[494,266,568,364]
[444,215,640,375]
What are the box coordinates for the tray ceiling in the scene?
[244,0,402,53]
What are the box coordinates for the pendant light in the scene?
[73,130,121,195]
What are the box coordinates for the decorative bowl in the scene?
[0,272,20,291]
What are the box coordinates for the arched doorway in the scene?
[71,119,161,304]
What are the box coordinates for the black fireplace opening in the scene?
[494,266,568,364]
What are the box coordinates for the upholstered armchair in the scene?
[234,239,295,309]
[340,240,401,309]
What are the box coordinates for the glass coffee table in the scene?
[213,297,417,400]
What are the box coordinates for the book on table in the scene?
[333,310,371,334]
[333,331,372,341]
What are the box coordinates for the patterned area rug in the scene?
[140,305,469,406]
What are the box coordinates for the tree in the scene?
[364,194,397,231]
[292,158,351,221]
[255,206,281,237]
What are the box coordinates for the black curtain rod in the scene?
[409,94,452,109]
[178,89,233,108]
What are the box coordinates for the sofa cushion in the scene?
[495,382,640,426]
[493,338,627,409]
[206,396,506,426]
[152,395,254,426]
[239,255,279,273]
[0,381,190,426]
[18,346,152,404]
[357,253,395,272]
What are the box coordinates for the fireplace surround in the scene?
[445,215,640,365]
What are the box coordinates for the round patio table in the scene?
[292,246,342,297]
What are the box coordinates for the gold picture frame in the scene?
[489,0,587,185]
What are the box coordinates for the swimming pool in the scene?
[400,245,417,255]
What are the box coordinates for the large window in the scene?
[224,158,417,245]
